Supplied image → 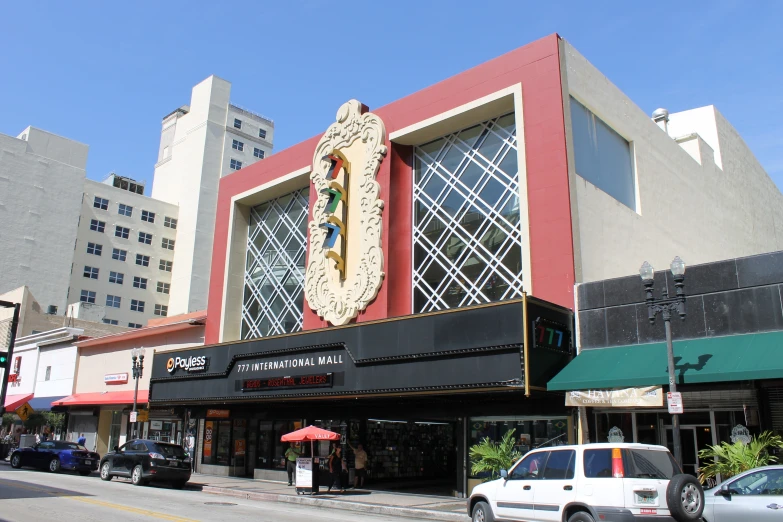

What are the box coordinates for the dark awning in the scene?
[548,330,783,391]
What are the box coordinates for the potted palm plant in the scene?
[698,430,783,484]
[469,428,522,493]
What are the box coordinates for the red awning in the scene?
[4,393,34,411]
[281,425,341,442]
[51,391,149,407]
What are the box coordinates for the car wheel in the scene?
[472,501,495,522]
[171,480,188,490]
[667,474,705,522]
[10,453,22,469]
[100,462,112,481]
[131,465,147,486]
[49,458,61,473]
[568,511,596,522]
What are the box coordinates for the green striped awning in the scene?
[547,330,783,391]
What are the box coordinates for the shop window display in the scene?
[468,417,568,480]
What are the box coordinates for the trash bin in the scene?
[295,457,320,495]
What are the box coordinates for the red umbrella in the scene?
[281,425,340,442]
[282,426,341,480]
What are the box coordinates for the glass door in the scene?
[665,425,713,477]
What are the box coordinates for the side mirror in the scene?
[720,484,732,497]
[113,446,119,452]
[500,469,509,480]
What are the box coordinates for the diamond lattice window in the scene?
[241,187,309,339]
[413,113,523,313]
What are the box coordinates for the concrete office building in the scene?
[0,127,88,314]
[151,75,274,317]
[68,175,179,327]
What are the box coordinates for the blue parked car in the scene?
[10,440,100,475]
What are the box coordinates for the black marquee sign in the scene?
[149,296,573,404]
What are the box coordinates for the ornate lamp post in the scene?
[639,257,686,467]
[131,347,146,438]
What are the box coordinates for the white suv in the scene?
[468,443,704,522]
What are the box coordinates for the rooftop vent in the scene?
[47,305,58,315]
[652,108,670,135]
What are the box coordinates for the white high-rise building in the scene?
[151,75,274,316]
[0,127,88,314]
[67,175,179,327]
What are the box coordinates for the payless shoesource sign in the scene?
[565,386,664,407]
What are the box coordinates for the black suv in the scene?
[99,439,191,488]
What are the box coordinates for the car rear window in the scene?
[152,443,186,458]
[624,449,680,479]
[56,442,85,450]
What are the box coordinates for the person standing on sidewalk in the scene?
[348,442,368,489]
[284,443,301,486]
[327,446,345,493]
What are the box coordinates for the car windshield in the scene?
[152,443,186,458]
[624,449,680,479]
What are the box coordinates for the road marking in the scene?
[0,479,197,521]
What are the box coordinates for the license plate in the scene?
[85,460,92,465]
[636,493,655,504]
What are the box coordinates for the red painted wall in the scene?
[205,33,574,344]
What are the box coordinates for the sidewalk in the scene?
[187,474,470,521]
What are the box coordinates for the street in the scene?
[0,467,439,522]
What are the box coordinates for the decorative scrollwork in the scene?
[304,100,387,326]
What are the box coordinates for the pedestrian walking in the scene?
[348,442,368,488]
[186,432,196,471]
[327,446,345,493]
[77,433,86,446]
[284,443,301,486]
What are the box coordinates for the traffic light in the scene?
[0,352,8,369]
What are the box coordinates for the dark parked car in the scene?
[10,440,100,475]
[99,439,191,488]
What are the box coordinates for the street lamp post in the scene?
[639,257,686,467]
[131,347,146,439]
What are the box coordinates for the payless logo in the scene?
[166,355,208,374]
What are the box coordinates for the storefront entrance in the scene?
[665,425,713,477]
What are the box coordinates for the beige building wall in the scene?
[69,178,179,327]
[561,40,783,284]
[73,326,205,395]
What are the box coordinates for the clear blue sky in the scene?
[2,1,781,192]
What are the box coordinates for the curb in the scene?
[194,484,469,521]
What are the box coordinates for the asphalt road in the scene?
[0,465,436,522]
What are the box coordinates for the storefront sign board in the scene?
[565,386,664,407]
[296,458,313,488]
[149,420,163,430]
[667,392,683,414]
[206,409,230,418]
[104,373,129,384]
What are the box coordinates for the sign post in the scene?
[0,301,21,416]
